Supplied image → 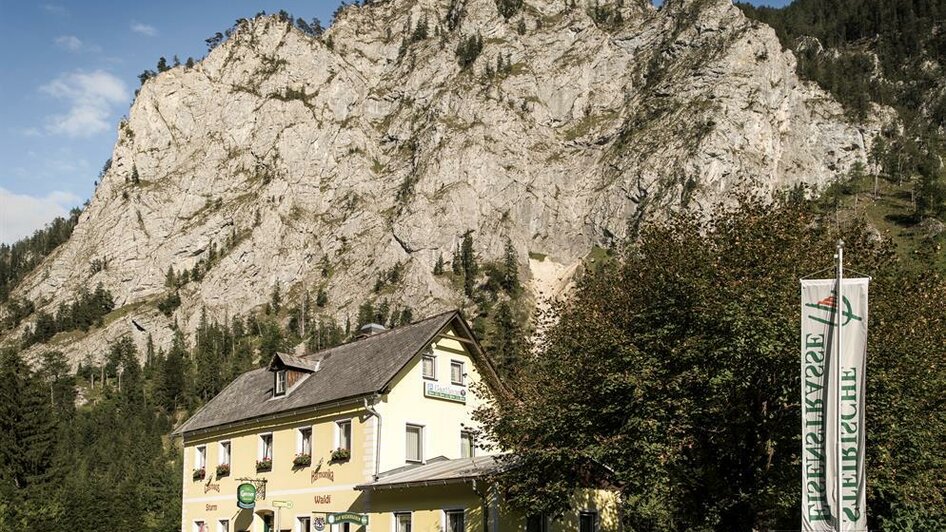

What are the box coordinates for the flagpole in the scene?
[835,239,844,532]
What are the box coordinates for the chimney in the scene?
[356,323,386,339]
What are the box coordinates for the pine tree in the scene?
[159,332,186,412]
[502,238,520,294]
[0,348,60,497]
[461,231,478,296]
[269,282,282,314]
[452,243,463,274]
[316,288,328,307]
[434,253,445,275]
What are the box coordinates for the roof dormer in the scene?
[268,352,318,398]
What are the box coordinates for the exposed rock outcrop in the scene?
[5,0,878,363]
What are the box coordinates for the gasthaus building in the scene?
[173,310,619,532]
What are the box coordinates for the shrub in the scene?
[330,448,350,462]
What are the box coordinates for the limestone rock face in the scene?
[6,0,877,362]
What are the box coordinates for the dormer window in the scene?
[268,352,318,399]
[275,370,287,396]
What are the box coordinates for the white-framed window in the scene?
[296,516,311,532]
[195,445,207,469]
[335,419,352,451]
[450,360,465,385]
[297,426,313,455]
[330,524,350,532]
[406,424,424,463]
[258,433,273,460]
[394,512,412,532]
[275,369,287,396]
[193,520,207,532]
[217,519,229,532]
[218,441,231,466]
[460,430,474,458]
[422,354,436,379]
[444,509,464,532]
[579,511,597,532]
[526,514,548,532]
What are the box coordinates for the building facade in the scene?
[175,311,618,532]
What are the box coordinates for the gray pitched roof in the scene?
[173,310,460,437]
[355,455,504,490]
[270,352,319,372]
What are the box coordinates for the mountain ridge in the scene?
[2,0,877,364]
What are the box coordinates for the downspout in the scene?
[364,394,382,480]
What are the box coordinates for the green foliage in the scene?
[501,238,520,294]
[157,292,181,317]
[22,283,115,347]
[737,0,946,218]
[0,208,81,303]
[477,194,946,530]
[410,15,429,43]
[587,0,624,30]
[1,343,181,531]
[374,261,405,293]
[433,253,445,276]
[455,33,483,70]
[517,17,527,35]
[460,231,478,296]
[495,0,523,19]
[445,0,466,31]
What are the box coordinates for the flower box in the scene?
[216,463,230,477]
[192,467,206,481]
[256,458,273,472]
[330,448,350,462]
[293,453,312,467]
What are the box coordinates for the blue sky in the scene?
[0,0,791,244]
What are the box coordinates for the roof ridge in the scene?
[300,309,457,360]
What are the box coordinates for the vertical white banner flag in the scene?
[801,278,868,531]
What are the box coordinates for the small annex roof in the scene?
[173,310,503,438]
[355,455,505,491]
[269,351,319,372]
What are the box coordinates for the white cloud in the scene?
[55,35,82,51]
[130,22,157,37]
[54,35,101,53]
[39,70,129,137]
[0,187,81,244]
[42,4,68,16]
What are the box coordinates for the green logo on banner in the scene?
[237,483,256,509]
[327,512,369,526]
[805,292,862,326]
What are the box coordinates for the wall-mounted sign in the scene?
[327,512,369,526]
[272,500,293,509]
[311,470,335,483]
[205,504,217,511]
[313,516,326,531]
[237,483,256,509]
[313,495,332,504]
[424,381,467,403]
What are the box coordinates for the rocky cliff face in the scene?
[5,0,877,362]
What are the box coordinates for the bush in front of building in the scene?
[293,453,312,467]
[330,448,350,462]
[256,458,272,472]
[216,463,230,477]
[192,467,206,481]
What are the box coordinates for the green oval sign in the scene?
[237,483,257,509]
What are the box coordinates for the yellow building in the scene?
[174,311,619,532]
